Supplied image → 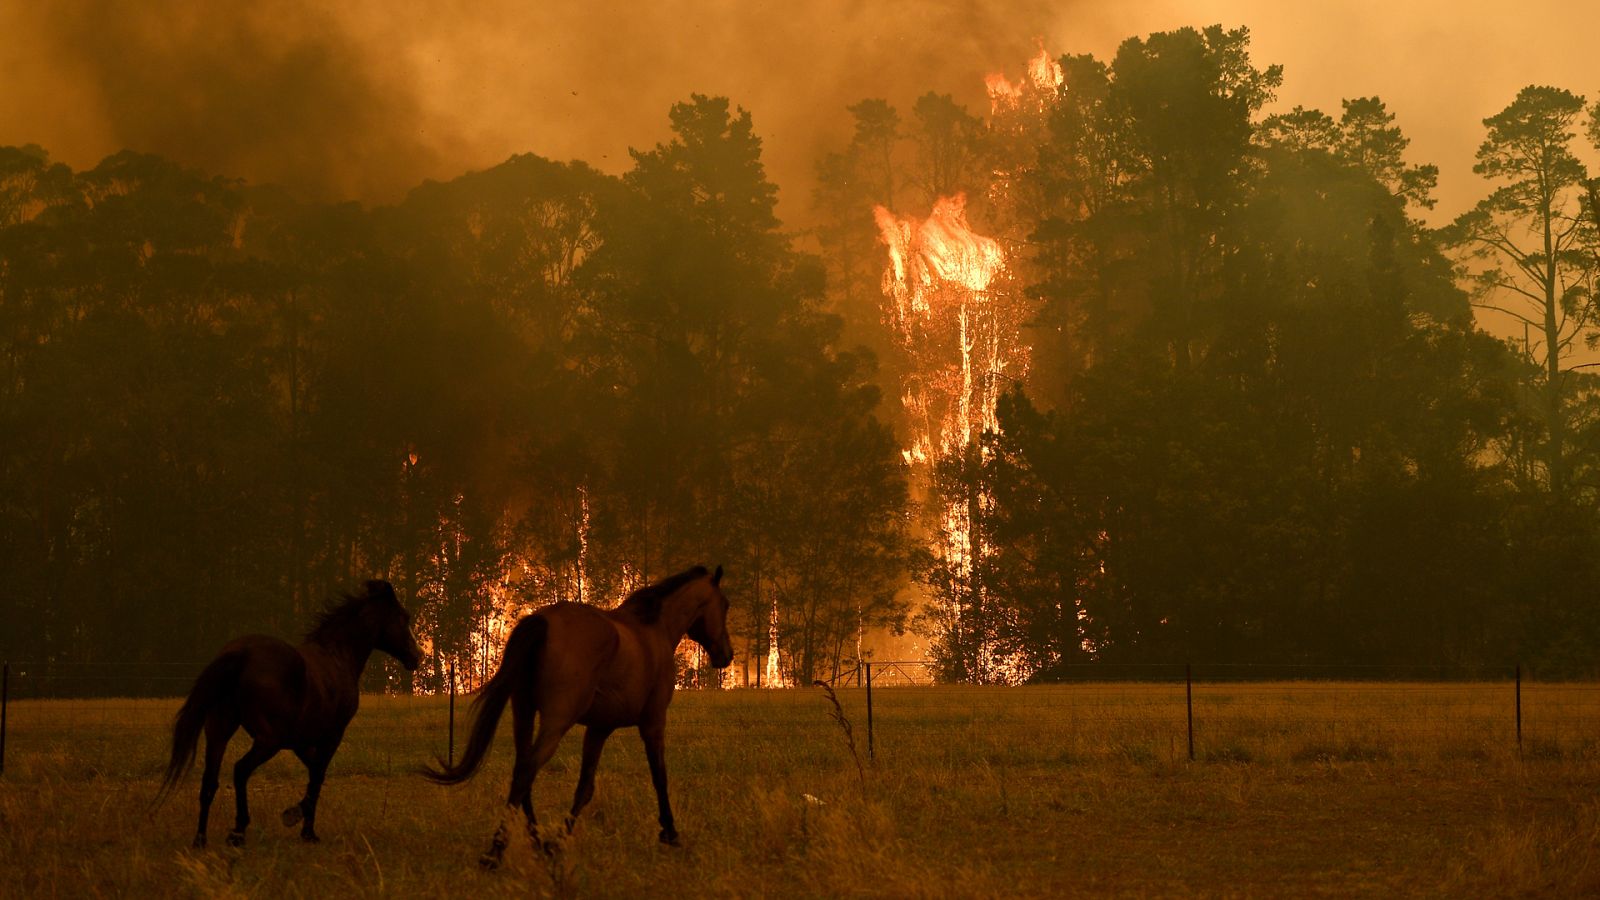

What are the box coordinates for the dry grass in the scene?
[2,682,1599,897]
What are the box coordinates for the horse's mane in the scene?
[616,566,708,624]
[306,581,394,643]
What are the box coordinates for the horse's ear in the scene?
[365,579,396,601]
[711,565,723,586]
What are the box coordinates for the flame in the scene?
[764,601,786,687]
[575,484,592,605]
[411,483,617,693]
[874,194,1020,464]
[985,43,1063,114]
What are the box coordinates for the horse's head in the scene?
[685,565,734,669]
[362,579,424,671]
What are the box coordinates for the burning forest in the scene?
[4,17,1600,692]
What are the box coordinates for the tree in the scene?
[1028,53,1126,400]
[993,29,1532,671]
[813,99,907,389]
[1257,106,1340,154]
[1586,98,1600,265]
[1336,97,1439,210]
[1068,26,1284,372]
[908,93,984,205]
[582,96,911,685]
[1446,86,1598,495]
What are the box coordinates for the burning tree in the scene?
[866,48,1062,683]
[874,195,1024,682]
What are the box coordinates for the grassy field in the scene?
[3,682,1600,897]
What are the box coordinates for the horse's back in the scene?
[217,634,307,740]
[536,603,669,726]
[536,603,622,654]
[221,635,303,681]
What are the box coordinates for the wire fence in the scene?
[829,661,1600,766]
[4,659,1598,778]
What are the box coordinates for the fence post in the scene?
[865,661,874,762]
[1185,662,1194,762]
[1515,663,1522,758]
[448,661,456,769]
[1,661,8,777]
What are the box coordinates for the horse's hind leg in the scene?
[481,695,574,868]
[566,726,614,833]
[194,715,237,848]
[479,694,538,869]
[226,740,279,847]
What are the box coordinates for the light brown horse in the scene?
[425,565,734,868]
[161,580,423,847]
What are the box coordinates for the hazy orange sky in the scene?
[2,0,1595,228]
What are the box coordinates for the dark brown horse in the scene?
[161,580,423,847]
[425,565,733,868]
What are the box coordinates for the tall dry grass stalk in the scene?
[813,680,865,789]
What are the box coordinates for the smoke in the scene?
[0,0,1061,207]
[2,1,1595,218]
[405,0,1065,209]
[1,0,460,202]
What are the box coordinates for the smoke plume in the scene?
[2,1,1595,220]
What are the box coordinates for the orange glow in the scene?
[874,46,1065,684]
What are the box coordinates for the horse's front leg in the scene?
[641,723,678,847]
[284,747,331,843]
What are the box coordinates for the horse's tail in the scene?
[422,615,546,785]
[157,650,244,804]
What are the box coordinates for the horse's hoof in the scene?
[281,805,304,827]
[300,832,321,844]
[478,852,502,871]
[226,831,246,848]
[659,829,681,848]
[192,834,207,849]
[540,838,563,857]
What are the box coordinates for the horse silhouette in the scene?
[162,579,422,847]
[426,565,733,867]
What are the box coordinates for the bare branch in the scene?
[1480,277,1547,305]
[1469,300,1542,329]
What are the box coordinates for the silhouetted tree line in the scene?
[4,25,1600,684]
[0,98,910,688]
[814,26,1600,679]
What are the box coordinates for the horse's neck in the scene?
[305,633,374,685]
[652,589,703,644]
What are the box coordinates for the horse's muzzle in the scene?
[711,646,735,669]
